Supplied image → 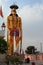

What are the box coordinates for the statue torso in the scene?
[8,15,20,29]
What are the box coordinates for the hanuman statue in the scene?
[7,4,22,55]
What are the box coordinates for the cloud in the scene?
[19,4,43,23]
[18,4,43,36]
[18,4,43,51]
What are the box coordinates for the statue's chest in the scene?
[9,16,18,24]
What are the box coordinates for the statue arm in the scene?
[19,17,22,53]
[7,16,10,30]
[19,17,22,41]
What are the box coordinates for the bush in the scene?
[0,38,8,54]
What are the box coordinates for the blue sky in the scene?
[0,0,43,9]
[0,0,43,52]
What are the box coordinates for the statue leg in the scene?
[8,36,14,55]
[15,36,19,51]
[10,36,14,55]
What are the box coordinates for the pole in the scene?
[40,43,42,53]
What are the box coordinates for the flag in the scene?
[0,6,3,17]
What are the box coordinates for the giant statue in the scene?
[7,4,22,55]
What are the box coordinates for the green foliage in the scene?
[0,38,8,54]
[6,54,23,65]
[25,46,37,54]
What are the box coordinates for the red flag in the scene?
[0,6,3,17]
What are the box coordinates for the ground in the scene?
[0,54,43,65]
[0,60,43,65]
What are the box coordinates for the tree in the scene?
[25,46,37,54]
[0,38,8,54]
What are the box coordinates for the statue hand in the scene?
[19,36,22,40]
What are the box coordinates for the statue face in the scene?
[11,10,16,15]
